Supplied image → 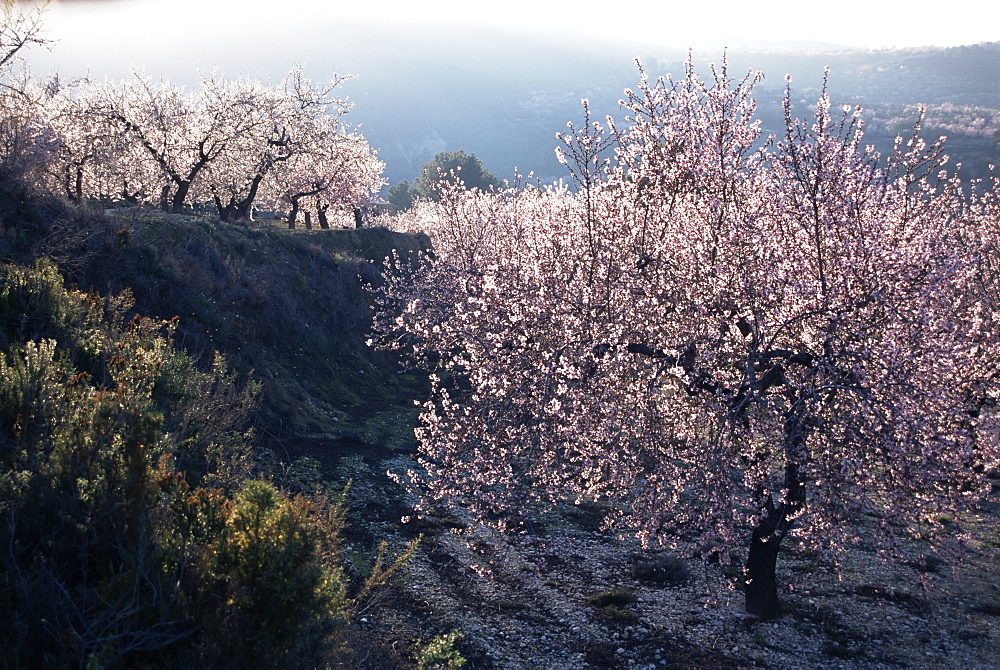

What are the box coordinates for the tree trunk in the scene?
[317,202,329,229]
[213,193,226,220]
[744,508,784,619]
[231,174,265,221]
[743,412,807,619]
[170,180,192,214]
[73,165,84,202]
[287,199,299,229]
[353,207,364,228]
[121,186,139,206]
[62,166,74,201]
[304,211,312,230]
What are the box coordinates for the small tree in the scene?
[414,149,498,201]
[203,68,357,222]
[387,179,418,212]
[43,78,124,202]
[82,68,368,218]
[271,131,384,229]
[0,3,50,189]
[377,63,1000,619]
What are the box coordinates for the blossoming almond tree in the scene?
[42,80,132,202]
[65,67,372,219]
[200,68,359,222]
[88,70,235,213]
[0,3,51,188]
[269,130,384,229]
[376,62,1000,619]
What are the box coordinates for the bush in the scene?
[160,478,349,667]
[586,588,638,607]
[415,629,466,669]
[0,260,353,668]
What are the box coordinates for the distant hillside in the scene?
[710,43,1000,180]
[24,11,998,186]
[358,39,1000,185]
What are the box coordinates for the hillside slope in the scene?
[1,198,432,467]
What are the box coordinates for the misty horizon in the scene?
[22,1,1000,185]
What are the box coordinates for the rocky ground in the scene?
[338,456,1000,669]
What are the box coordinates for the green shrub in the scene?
[597,605,639,622]
[161,478,349,668]
[415,629,466,669]
[0,261,359,668]
[630,554,691,586]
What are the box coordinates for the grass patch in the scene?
[586,588,637,607]
[630,554,690,586]
[597,605,639,622]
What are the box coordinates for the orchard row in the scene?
[1,16,383,226]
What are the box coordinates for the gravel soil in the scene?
[342,463,1000,669]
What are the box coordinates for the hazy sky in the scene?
[309,0,999,50]
[36,0,1000,54]
[22,0,1000,184]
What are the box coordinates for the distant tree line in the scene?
[0,8,384,228]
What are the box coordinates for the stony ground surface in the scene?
[340,460,1000,669]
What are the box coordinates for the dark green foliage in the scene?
[0,261,351,668]
[414,149,499,201]
[415,629,466,669]
[583,588,641,628]
[586,588,637,607]
[596,605,638,622]
[158,477,350,668]
[388,179,418,212]
[388,150,499,211]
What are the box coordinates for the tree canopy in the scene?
[415,148,498,198]
[375,63,1000,619]
[0,60,385,224]
[388,149,499,211]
